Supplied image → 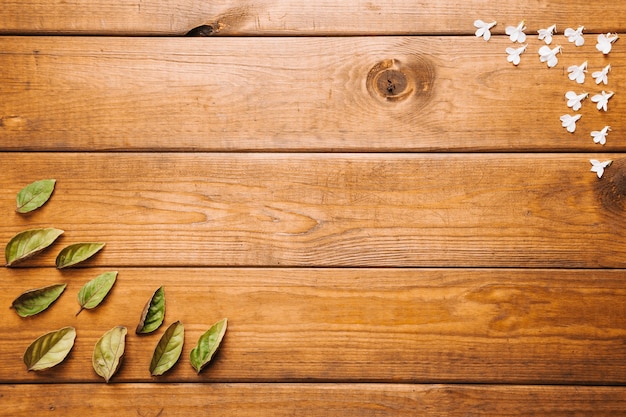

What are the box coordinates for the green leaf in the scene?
[5,228,64,267]
[76,271,118,316]
[16,179,56,213]
[92,326,127,383]
[150,321,185,376]
[190,318,228,374]
[23,326,76,371]
[136,286,165,334]
[55,242,105,268]
[11,283,67,317]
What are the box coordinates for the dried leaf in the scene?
[16,179,56,213]
[136,286,165,334]
[76,271,118,316]
[190,318,228,374]
[5,228,64,267]
[93,326,127,383]
[150,321,185,376]
[23,326,76,371]
[56,242,105,268]
[11,283,67,317]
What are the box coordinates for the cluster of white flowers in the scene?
[473,20,619,178]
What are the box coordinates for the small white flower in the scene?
[590,159,612,178]
[591,91,614,111]
[567,61,587,84]
[592,64,611,85]
[506,44,527,65]
[537,24,557,44]
[564,26,585,46]
[565,91,588,111]
[538,45,561,68]
[474,20,497,41]
[506,21,527,43]
[596,33,619,54]
[591,126,611,145]
[560,114,582,133]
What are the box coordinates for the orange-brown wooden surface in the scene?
[2,1,626,415]
[0,37,623,152]
[2,383,626,416]
[1,267,626,384]
[1,0,626,35]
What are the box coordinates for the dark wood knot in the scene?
[366,57,435,108]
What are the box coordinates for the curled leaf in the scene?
[5,228,64,267]
[190,318,228,374]
[150,321,185,376]
[16,179,56,213]
[11,283,67,317]
[93,326,127,383]
[23,326,76,371]
[76,271,118,316]
[136,286,165,334]
[56,242,105,268]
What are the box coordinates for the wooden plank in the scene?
[2,153,626,268]
[0,37,623,152]
[2,383,626,416]
[1,0,626,35]
[1,267,626,384]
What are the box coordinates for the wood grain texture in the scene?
[2,153,626,268]
[2,383,626,416]
[1,267,626,384]
[1,37,623,152]
[1,0,626,35]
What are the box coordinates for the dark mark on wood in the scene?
[366,56,435,109]
[595,158,626,215]
[185,25,215,37]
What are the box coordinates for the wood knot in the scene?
[366,57,435,107]
[595,159,626,214]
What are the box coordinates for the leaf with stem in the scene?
[11,283,67,317]
[190,318,228,374]
[23,327,76,371]
[16,179,56,213]
[5,228,64,267]
[136,286,165,334]
[150,321,185,376]
[56,242,105,268]
[76,271,118,316]
[93,326,127,383]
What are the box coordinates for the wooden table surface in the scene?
[2,1,626,415]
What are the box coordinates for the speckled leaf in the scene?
[23,327,76,371]
[16,179,56,213]
[5,228,64,267]
[76,271,118,316]
[150,321,185,376]
[136,286,165,334]
[11,283,67,317]
[56,242,105,268]
[93,326,127,383]
[190,318,228,374]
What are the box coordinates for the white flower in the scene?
[591,126,611,145]
[538,45,561,68]
[537,24,557,44]
[565,91,588,111]
[474,20,497,41]
[564,26,585,46]
[590,159,612,178]
[505,21,527,43]
[591,91,614,111]
[592,64,611,85]
[567,61,587,84]
[506,44,527,65]
[596,33,619,54]
[560,114,582,133]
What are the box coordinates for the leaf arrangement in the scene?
[8,179,228,381]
